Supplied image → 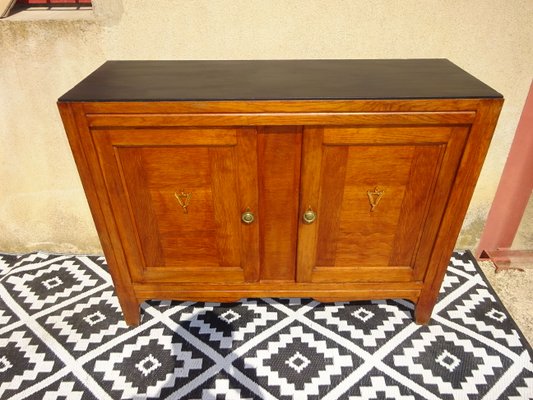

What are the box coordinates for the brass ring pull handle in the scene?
[303,206,317,224]
[241,208,255,224]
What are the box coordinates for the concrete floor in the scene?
[478,194,533,346]
[480,260,533,346]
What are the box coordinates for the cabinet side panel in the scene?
[57,102,140,325]
[415,99,504,324]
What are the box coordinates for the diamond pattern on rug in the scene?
[507,376,533,400]
[186,371,259,400]
[0,253,18,276]
[438,265,469,295]
[142,300,188,324]
[390,324,510,399]
[3,259,103,313]
[449,251,478,273]
[444,286,523,348]
[39,289,129,354]
[0,250,531,400]
[87,326,213,399]
[0,303,16,327]
[12,252,56,268]
[337,372,423,400]
[175,299,281,354]
[0,327,62,399]
[237,323,361,399]
[27,373,99,400]
[312,300,412,350]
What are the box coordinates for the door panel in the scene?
[325,145,413,266]
[297,124,469,283]
[91,127,259,283]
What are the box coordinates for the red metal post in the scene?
[476,81,533,257]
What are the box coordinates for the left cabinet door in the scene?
[91,127,260,284]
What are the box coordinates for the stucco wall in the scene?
[0,0,532,254]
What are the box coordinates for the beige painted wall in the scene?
[1,0,532,254]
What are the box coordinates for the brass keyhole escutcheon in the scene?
[367,187,384,212]
[241,208,255,224]
[303,206,317,224]
[175,189,192,214]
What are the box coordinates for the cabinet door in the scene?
[91,127,260,283]
[297,122,469,283]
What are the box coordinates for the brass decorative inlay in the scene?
[175,189,192,214]
[367,187,384,212]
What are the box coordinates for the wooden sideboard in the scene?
[58,59,503,326]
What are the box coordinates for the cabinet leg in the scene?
[414,302,432,325]
[120,300,141,327]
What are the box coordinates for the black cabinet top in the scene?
[58,59,502,102]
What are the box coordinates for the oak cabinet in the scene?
[58,60,503,326]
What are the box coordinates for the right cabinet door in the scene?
[297,120,470,283]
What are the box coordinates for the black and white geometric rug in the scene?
[0,251,532,399]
